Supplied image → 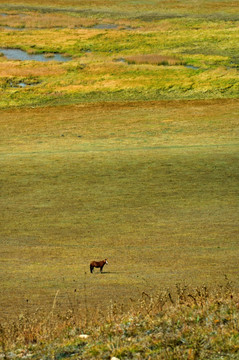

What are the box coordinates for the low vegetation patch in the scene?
[124,54,184,66]
[1,283,239,359]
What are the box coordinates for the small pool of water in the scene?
[0,12,26,17]
[10,81,37,88]
[2,26,24,31]
[1,26,66,31]
[122,26,136,31]
[18,82,27,87]
[185,65,199,70]
[115,57,127,63]
[92,24,118,29]
[0,48,71,62]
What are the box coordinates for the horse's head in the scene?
[105,259,108,265]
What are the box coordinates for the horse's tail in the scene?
[90,264,93,273]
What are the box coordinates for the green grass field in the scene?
[0,0,238,339]
[1,99,238,320]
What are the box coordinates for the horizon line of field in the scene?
[1,143,238,158]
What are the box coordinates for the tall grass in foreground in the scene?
[1,279,239,359]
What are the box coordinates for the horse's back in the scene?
[90,259,107,268]
[90,260,101,267]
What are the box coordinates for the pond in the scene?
[1,26,25,31]
[10,81,27,88]
[0,48,71,62]
[0,12,26,17]
[9,80,40,88]
[115,57,127,63]
[92,24,118,29]
[185,65,199,70]
[17,82,27,87]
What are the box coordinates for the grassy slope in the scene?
[1,99,238,320]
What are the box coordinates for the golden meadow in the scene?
[0,1,239,353]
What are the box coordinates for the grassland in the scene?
[0,0,239,357]
[1,99,239,322]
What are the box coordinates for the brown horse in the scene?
[90,259,108,273]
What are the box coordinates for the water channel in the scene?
[92,24,118,29]
[0,48,71,62]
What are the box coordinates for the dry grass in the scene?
[0,60,65,77]
[1,0,238,16]
[125,54,183,66]
[0,12,98,29]
[1,281,239,358]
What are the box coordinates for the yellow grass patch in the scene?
[0,60,66,77]
[0,12,97,29]
[124,54,183,66]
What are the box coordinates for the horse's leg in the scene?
[90,265,93,273]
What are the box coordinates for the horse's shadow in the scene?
[93,271,119,275]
